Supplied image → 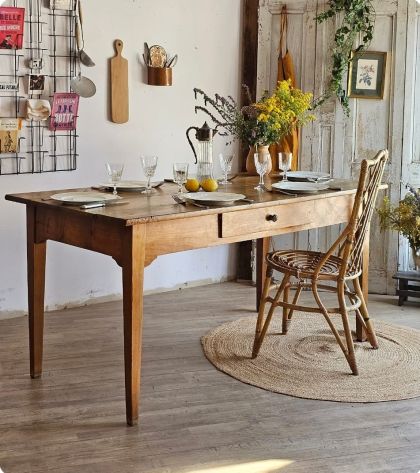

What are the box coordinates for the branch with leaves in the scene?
[378,184,420,251]
[314,0,376,115]
[193,81,314,147]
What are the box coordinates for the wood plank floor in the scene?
[0,281,419,473]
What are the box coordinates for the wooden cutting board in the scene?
[110,39,129,124]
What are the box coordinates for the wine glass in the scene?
[105,163,124,196]
[254,153,270,191]
[173,163,189,194]
[140,155,158,194]
[279,152,293,181]
[219,154,234,185]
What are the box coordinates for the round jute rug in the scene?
[201,314,420,402]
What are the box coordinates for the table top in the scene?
[393,271,420,281]
[5,176,359,226]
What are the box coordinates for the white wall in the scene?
[0,0,242,317]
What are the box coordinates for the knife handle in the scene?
[80,202,105,209]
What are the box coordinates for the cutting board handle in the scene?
[114,39,124,56]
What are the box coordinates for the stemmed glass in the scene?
[219,154,234,185]
[105,163,124,196]
[173,163,189,194]
[140,155,158,194]
[279,152,293,181]
[254,153,270,191]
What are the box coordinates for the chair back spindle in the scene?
[342,150,388,277]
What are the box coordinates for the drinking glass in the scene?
[173,163,189,194]
[219,154,234,185]
[105,163,124,196]
[140,155,158,194]
[254,153,270,191]
[279,152,293,181]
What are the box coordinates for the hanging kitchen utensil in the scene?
[76,0,95,67]
[167,54,178,68]
[144,42,151,65]
[70,20,96,99]
[149,45,167,68]
[164,53,171,67]
[70,71,96,97]
[110,39,129,124]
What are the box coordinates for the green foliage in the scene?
[315,0,375,115]
[378,185,420,250]
[193,81,315,147]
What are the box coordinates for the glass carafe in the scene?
[186,122,218,182]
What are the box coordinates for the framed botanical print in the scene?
[348,51,388,99]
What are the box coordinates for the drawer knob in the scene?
[266,214,278,222]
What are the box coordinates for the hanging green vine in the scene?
[314,0,376,115]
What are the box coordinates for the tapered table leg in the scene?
[256,237,271,311]
[122,225,146,426]
[26,206,46,379]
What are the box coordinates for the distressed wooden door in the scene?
[400,2,420,270]
[257,0,410,293]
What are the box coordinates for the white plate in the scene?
[271,181,330,194]
[50,192,120,205]
[183,192,246,204]
[99,180,162,190]
[287,171,331,182]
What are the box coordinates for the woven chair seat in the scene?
[267,250,358,280]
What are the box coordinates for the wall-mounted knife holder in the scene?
[147,66,172,86]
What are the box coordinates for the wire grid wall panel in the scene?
[0,0,78,175]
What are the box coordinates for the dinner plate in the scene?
[287,171,331,182]
[271,181,330,194]
[99,180,162,190]
[50,192,120,205]
[183,192,246,205]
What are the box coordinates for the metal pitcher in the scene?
[186,122,218,165]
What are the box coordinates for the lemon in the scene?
[201,178,218,192]
[185,178,200,192]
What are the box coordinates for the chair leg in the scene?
[354,308,368,334]
[312,281,358,375]
[353,277,378,349]
[252,273,290,358]
[282,283,303,334]
[253,267,273,354]
[337,281,358,375]
[282,282,290,334]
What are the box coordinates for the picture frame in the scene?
[28,74,45,94]
[348,51,388,99]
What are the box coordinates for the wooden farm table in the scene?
[5,177,367,425]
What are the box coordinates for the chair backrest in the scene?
[340,150,388,277]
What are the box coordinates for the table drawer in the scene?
[220,201,315,238]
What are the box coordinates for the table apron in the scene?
[32,194,354,266]
[33,205,127,264]
[145,194,354,261]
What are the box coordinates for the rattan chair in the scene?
[252,150,388,375]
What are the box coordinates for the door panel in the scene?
[401,5,420,269]
[257,0,411,293]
